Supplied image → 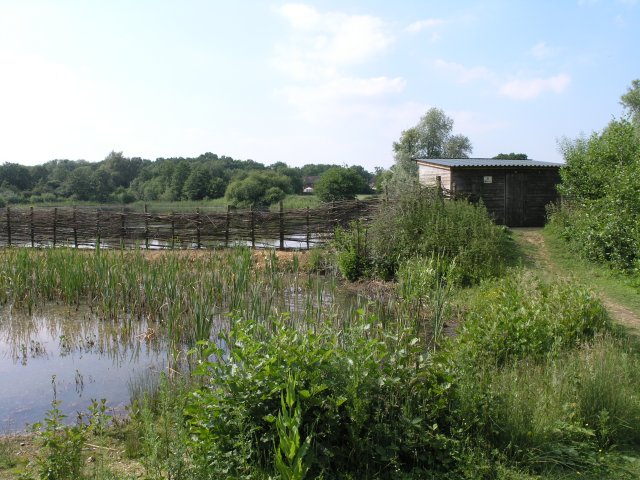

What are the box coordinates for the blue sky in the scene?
[0,0,638,169]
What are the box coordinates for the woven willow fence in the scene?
[0,199,381,250]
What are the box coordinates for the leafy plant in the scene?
[273,374,312,480]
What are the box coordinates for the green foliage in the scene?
[274,374,312,480]
[455,270,611,366]
[313,167,367,202]
[454,336,640,475]
[397,254,456,345]
[493,153,528,160]
[365,186,512,283]
[621,78,640,125]
[393,107,472,160]
[186,316,457,479]
[225,170,292,207]
[30,395,86,480]
[551,117,640,275]
[333,220,369,281]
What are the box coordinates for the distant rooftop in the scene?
[415,158,562,168]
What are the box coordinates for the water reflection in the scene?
[0,307,167,433]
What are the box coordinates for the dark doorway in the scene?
[506,172,526,227]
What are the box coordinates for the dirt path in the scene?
[514,228,640,335]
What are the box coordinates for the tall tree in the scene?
[393,108,472,160]
[389,108,472,193]
[621,79,640,125]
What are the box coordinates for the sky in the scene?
[0,0,638,170]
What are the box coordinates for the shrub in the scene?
[332,220,369,281]
[342,185,513,283]
[186,316,457,478]
[455,270,611,366]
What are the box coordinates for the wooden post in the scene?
[52,207,57,247]
[30,206,35,248]
[170,212,175,250]
[250,205,255,248]
[120,207,125,250]
[73,206,78,248]
[144,203,149,250]
[225,205,231,248]
[6,206,11,247]
[355,198,360,219]
[278,200,284,251]
[196,208,201,249]
[306,206,310,250]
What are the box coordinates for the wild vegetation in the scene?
[549,79,640,285]
[1,183,639,479]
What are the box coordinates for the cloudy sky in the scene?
[0,0,638,169]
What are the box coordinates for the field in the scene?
[1,195,639,479]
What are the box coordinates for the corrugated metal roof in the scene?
[416,158,562,168]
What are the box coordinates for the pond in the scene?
[0,307,167,433]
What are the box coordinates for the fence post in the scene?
[53,207,57,247]
[171,211,175,250]
[196,208,201,249]
[120,207,125,250]
[225,205,231,248]
[6,206,11,247]
[30,206,35,248]
[279,201,284,251]
[144,203,149,250]
[73,206,78,248]
[306,206,310,250]
[250,206,255,249]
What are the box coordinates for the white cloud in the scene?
[405,18,444,34]
[530,41,553,59]
[273,3,393,80]
[281,76,406,119]
[434,59,494,84]
[499,74,571,100]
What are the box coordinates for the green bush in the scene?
[332,220,369,281]
[357,186,513,283]
[551,117,640,277]
[186,316,457,479]
[455,270,611,366]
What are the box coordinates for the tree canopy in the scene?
[314,167,367,202]
[493,153,528,160]
[393,108,472,160]
[621,78,640,125]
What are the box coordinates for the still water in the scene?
[0,307,167,433]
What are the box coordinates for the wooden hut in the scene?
[416,158,561,227]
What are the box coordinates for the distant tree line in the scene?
[0,152,378,206]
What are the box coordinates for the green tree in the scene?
[393,108,472,160]
[225,171,292,207]
[170,161,191,200]
[183,164,213,200]
[313,167,366,202]
[493,153,529,160]
[64,166,95,200]
[390,108,472,194]
[621,78,640,125]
